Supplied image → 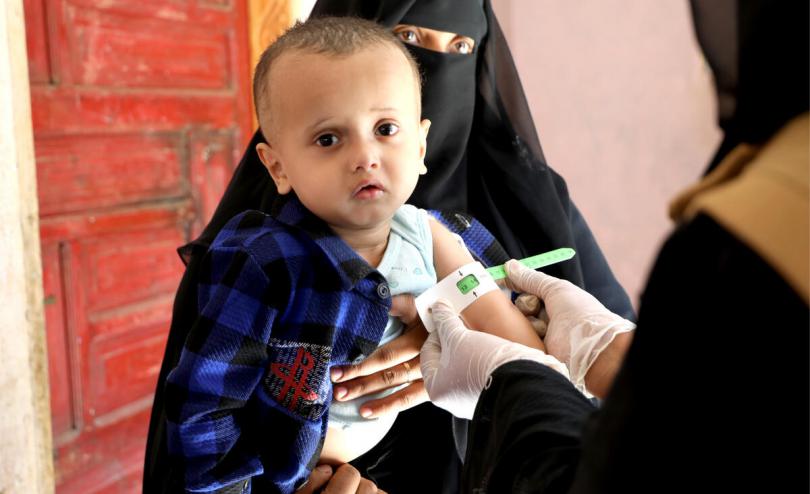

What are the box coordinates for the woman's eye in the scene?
[453,40,473,54]
[397,30,418,44]
[316,134,339,147]
[376,123,400,136]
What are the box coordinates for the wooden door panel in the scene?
[88,309,172,417]
[53,409,150,492]
[23,0,51,82]
[26,0,252,490]
[189,129,238,238]
[31,88,243,133]
[41,208,189,490]
[39,205,190,240]
[80,228,186,312]
[35,134,186,216]
[42,243,76,442]
[66,0,236,25]
[65,7,231,89]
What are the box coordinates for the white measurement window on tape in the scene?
[415,248,576,332]
[415,261,499,333]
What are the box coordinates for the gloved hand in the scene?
[420,299,569,419]
[505,260,635,394]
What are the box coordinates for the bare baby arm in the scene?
[428,218,546,351]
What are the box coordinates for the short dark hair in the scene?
[253,16,422,136]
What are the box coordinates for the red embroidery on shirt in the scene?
[270,347,319,411]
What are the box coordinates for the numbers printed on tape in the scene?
[456,274,480,295]
[485,247,576,281]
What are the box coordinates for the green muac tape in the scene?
[416,249,577,332]
[485,247,577,281]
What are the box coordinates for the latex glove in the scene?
[505,260,635,394]
[420,299,569,419]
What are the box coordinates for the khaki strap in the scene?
[670,113,809,304]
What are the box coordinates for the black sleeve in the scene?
[462,214,808,494]
[461,360,595,494]
[567,214,808,493]
[568,202,636,321]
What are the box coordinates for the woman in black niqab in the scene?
[144,1,633,492]
[182,0,634,312]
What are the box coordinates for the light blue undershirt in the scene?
[328,204,437,431]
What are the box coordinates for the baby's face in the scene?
[258,44,429,233]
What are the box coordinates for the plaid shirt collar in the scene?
[270,193,381,290]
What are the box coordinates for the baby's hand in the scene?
[296,464,386,494]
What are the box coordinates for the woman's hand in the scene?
[505,260,635,398]
[296,464,386,494]
[330,295,428,418]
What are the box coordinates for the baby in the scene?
[165,16,543,494]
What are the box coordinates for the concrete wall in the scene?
[0,0,53,492]
[492,0,722,305]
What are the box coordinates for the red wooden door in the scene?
[23,0,253,491]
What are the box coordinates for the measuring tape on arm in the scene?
[415,248,576,332]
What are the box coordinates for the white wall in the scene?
[492,0,722,305]
[0,0,52,491]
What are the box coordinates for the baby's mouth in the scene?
[353,180,385,199]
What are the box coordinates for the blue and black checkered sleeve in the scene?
[165,239,284,493]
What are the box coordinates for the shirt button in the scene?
[454,213,471,229]
[377,282,390,299]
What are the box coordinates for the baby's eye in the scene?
[397,30,418,44]
[376,123,400,137]
[453,40,473,55]
[316,134,339,147]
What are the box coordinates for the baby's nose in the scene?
[351,140,380,172]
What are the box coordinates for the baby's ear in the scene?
[256,142,291,194]
[419,119,431,160]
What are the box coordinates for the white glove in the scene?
[505,260,635,394]
[420,299,569,419]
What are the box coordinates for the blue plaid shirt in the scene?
[164,195,507,494]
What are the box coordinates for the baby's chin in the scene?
[329,217,393,234]
[330,205,401,230]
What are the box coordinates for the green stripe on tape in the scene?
[486,247,576,280]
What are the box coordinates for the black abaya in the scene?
[144,2,635,491]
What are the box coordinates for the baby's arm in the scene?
[429,218,546,351]
[165,247,271,490]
